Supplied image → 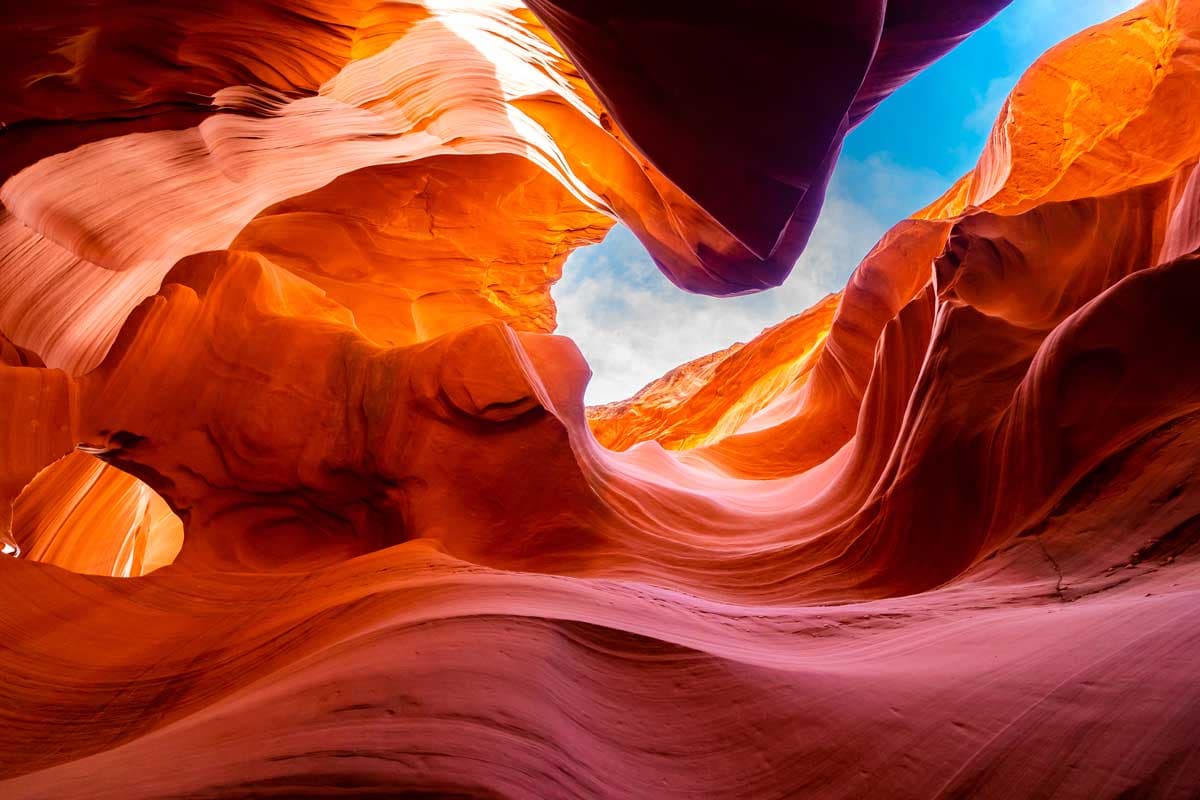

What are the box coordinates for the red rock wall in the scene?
[4,2,1200,798]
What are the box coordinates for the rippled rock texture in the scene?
[3,1,1200,798]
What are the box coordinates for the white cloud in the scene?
[965,74,1019,135]
[552,156,933,404]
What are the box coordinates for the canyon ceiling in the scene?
[2,1,1200,798]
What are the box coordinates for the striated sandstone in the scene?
[3,2,1200,798]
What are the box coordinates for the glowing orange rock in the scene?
[588,293,841,452]
[13,453,182,576]
[232,153,611,347]
[2,2,1200,799]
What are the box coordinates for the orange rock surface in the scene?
[3,2,1200,798]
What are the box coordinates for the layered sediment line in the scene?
[3,2,1200,798]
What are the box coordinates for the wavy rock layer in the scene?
[3,1,1200,798]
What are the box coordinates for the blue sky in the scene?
[555,0,1141,404]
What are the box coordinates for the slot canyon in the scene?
[2,1,1200,797]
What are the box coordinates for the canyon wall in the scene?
[3,2,1200,798]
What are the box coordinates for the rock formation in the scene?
[3,1,1200,797]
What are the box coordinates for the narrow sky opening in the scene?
[553,0,1142,406]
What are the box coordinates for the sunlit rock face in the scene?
[3,1,1200,798]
